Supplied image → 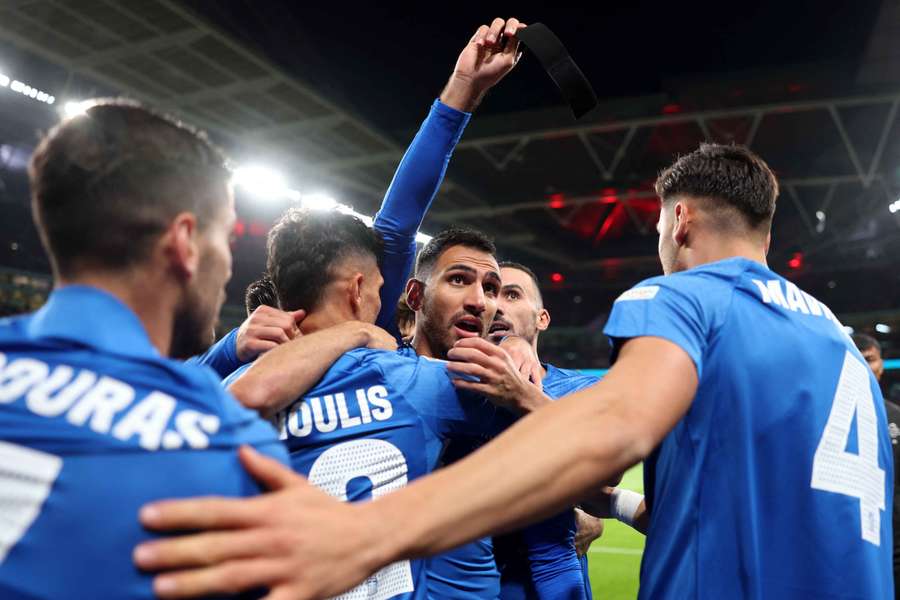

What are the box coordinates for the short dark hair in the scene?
[266,207,383,312]
[853,333,882,354]
[655,143,778,231]
[415,227,496,279]
[245,276,278,314]
[499,260,543,307]
[29,99,230,278]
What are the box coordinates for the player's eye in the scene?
[449,274,466,285]
[505,291,520,300]
[484,282,499,296]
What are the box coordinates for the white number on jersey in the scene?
[308,439,413,599]
[811,350,886,545]
[0,442,62,563]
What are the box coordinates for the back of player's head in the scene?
[415,227,496,280]
[29,98,230,278]
[853,333,882,355]
[655,143,778,234]
[245,276,278,315]
[498,260,543,308]
[266,207,383,312]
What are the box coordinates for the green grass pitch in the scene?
[588,464,645,599]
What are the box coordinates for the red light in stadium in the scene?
[549,193,565,209]
[788,252,804,269]
[662,103,681,114]
[233,220,246,238]
[550,272,564,283]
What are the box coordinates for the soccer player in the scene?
[222,210,536,600]
[0,100,290,598]
[135,143,894,600]
[489,261,606,600]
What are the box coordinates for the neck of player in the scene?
[682,232,768,271]
[57,268,178,357]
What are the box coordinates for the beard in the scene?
[169,290,218,360]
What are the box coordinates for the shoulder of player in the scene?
[617,258,747,304]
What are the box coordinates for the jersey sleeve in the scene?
[602,273,730,379]
[185,328,243,379]
[373,100,471,336]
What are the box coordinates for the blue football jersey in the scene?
[604,258,893,599]
[497,366,600,600]
[224,345,502,600]
[0,286,288,599]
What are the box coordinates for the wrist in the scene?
[440,73,485,113]
[610,488,644,526]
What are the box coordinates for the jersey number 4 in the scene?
[309,439,414,600]
[811,350,886,546]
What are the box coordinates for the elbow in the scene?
[228,378,274,416]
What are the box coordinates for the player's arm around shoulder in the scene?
[228,321,397,419]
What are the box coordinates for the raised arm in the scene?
[374,17,525,336]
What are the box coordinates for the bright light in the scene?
[301,193,337,211]
[890,199,900,214]
[0,73,8,88]
[876,323,892,334]
[63,100,94,118]
[232,165,293,200]
[6,78,54,105]
[843,326,855,335]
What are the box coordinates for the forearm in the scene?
[373,99,470,332]
[366,384,649,563]
[365,336,695,564]
[229,323,373,418]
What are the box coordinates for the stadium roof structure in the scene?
[0,0,899,302]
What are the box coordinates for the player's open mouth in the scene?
[453,317,483,338]
[488,321,511,335]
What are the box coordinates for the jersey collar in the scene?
[26,285,161,360]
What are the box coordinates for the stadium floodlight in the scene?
[876,323,891,334]
[301,193,337,211]
[890,200,900,214]
[0,72,9,87]
[232,165,293,200]
[63,100,94,118]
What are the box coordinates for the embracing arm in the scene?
[229,322,396,419]
[134,336,695,600]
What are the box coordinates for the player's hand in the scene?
[235,305,306,362]
[358,322,399,352]
[133,446,383,599]
[440,17,526,112]
[498,335,543,391]
[574,507,604,557]
[447,337,550,413]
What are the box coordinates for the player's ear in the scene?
[349,272,364,318]
[406,278,425,311]
[162,212,200,281]
[536,308,550,332]
[672,201,689,247]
